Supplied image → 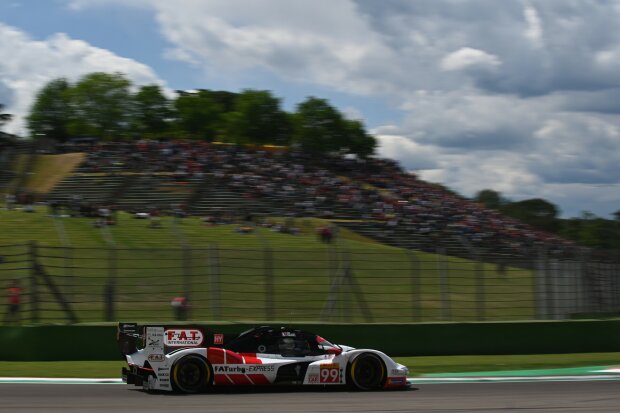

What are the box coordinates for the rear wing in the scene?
[117,323,140,356]
[117,322,235,357]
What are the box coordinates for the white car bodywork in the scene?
[122,326,409,392]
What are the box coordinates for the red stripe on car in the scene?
[228,374,252,385]
[214,374,233,385]
[240,353,262,364]
[208,348,225,365]
[225,350,244,364]
[247,374,270,385]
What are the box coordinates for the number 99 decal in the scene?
[320,364,342,383]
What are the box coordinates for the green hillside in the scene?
[0,207,535,324]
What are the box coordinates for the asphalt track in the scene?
[1,381,620,413]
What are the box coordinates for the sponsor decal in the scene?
[391,369,407,376]
[214,365,275,374]
[281,331,296,337]
[146,327,164,352]
[214,333,224,345]
[308,374,319,384]
[164,329,204,347]
[387,377,406,385]
[148,354,165,362]
[320,363,342,383]
[257,345,267,353]
[157,367,167,371]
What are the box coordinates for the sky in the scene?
[0,0,619,218]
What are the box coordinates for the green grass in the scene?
[396,352,620,375]
[0,206,536,324]
[1,353,618,378]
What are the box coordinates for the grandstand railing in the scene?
[0,242,619,324]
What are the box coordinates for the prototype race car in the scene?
[117,323,409,393]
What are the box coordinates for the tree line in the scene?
[26,72,377,157]
[475,189,620,250]
[4,73,619,249]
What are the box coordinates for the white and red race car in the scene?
[118,323,409,393]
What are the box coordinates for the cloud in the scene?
[375,134,439,170]
[0,23,166,135]
[27,1,620,216]
[440,47,502,72]
[523,4,544,48]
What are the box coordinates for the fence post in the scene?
[408,249,421,322]
[437,247,451,321]
[264,246,275,320]
[29,241,39,324]
[340,247,351,323]
[183,246,192,320]
[474,252,486,321]
[208,244,221,320]
[535,247,553,320]
[104,247,116,322]
[64,246,74,304]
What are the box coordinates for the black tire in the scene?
[171,355,212,394]
[348,353,386,391]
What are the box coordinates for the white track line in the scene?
[2,375,620,385]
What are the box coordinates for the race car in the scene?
[117,323,409,393]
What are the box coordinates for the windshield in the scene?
[316,335,341,352]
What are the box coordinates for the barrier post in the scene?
[183,246,192,320]
[264,246,274,320]
[29,241,39,324]
[474,251,486,321]
[104,247,116,322]
[408,249,421,322]
[208,244,221,320]
[437,247,451,321]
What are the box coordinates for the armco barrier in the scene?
[1,320,620,361]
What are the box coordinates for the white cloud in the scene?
[440,47,502,72]
[523,4,544,47]
[19,1,620,216]
[375,134,439,171]
[0,23,166,135]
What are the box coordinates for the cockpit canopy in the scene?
[226,326,342,357]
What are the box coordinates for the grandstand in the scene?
[2,139,578,261]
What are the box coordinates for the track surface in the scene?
[2,381,620,412]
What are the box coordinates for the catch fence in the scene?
[0,242,619,324]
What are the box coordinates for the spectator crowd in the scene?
[53,139,576,258]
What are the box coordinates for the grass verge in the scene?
[1,353,618,378]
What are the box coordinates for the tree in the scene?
[475,189,505,210]
[174,90,223,140]
[500,198,560,232]
[292,97,347,155]
[223,89,291,145]
[131,85,173,136]
[68,72,132,139]
[0,104,11,129]
[203,90,238,113]
[341,119,377,158]
[27,78,71,141]
[560,211,620,249]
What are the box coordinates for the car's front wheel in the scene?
[348,353,386,390]
[171,355,212,393]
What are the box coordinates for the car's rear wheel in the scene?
[171,355,211,394]
[348,353,386,390]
